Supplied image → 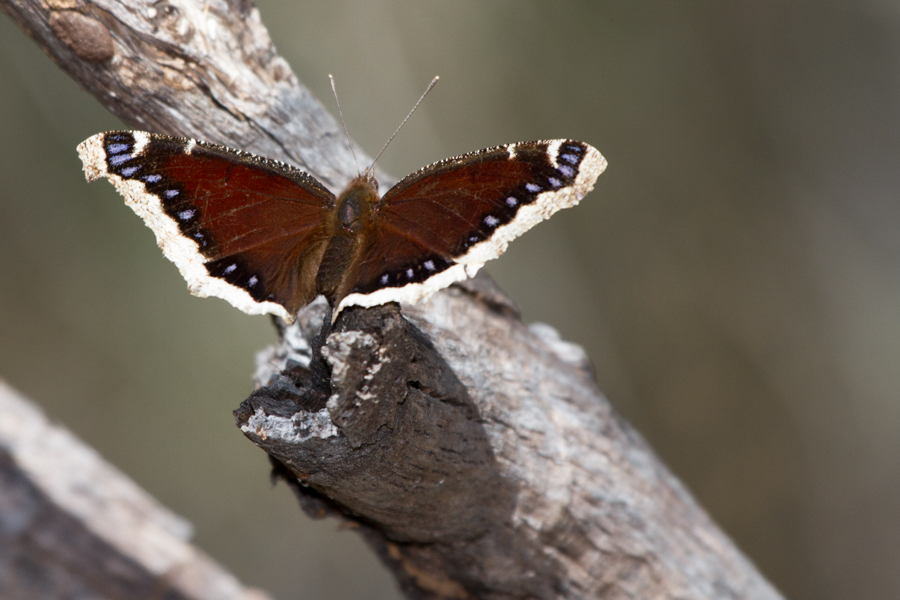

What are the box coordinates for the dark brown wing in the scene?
[78,131,335,321]
[335,140,605,314]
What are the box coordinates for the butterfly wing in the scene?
[78,131,335,322]
[336,139,606,314]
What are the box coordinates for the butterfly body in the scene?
[77,131,606,323]
[315,174,379,305]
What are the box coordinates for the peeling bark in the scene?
[242,279,783,600]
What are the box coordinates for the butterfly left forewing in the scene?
[78,131,335,322]
[336,139,606,315]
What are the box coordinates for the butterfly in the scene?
[77,131,606,323]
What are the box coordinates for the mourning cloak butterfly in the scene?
[77,131,606,323]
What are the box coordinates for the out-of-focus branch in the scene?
[0,379,271,600]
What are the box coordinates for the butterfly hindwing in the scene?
[77,131,335,321]
[337,139,606,313]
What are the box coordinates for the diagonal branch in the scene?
[1,0,784,598]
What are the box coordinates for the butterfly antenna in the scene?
[368,76,439,174]
[329,74,361,175]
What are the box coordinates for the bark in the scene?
[0,0,785,598]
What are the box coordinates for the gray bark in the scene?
[0,0,785,598]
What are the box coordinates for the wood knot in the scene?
[49,11,114,63]
[148,1,194,43]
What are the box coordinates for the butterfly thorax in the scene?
[315,174,380,305]
[335,174,378,232]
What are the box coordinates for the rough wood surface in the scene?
[0,379,271,600]
[244,281,783,600]
[1,0,785,598]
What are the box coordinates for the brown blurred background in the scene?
[2,1,899,598]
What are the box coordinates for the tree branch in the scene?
[1,0,783,597]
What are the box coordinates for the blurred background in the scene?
[2,1,899,598]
